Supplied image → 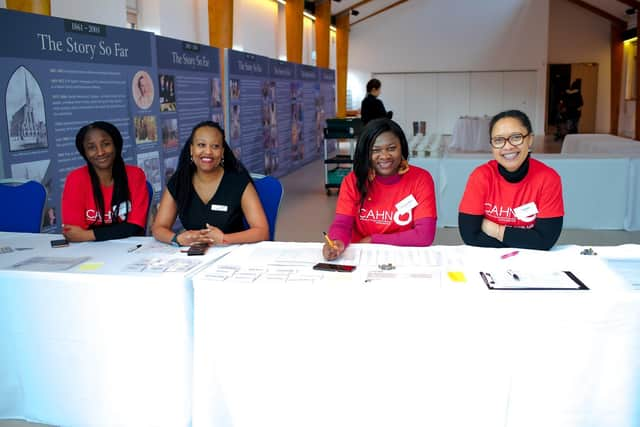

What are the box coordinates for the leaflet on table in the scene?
[359,246,442,267]
[248,245,360,266]
[11,256,90,272]
[364,268,441,287]
[479,270,588,290]
[202,264,324,283]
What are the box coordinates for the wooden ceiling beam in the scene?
[332,0,374,18]
[617,0,640,10]
[567,0,627,27]
[350,0,407,26]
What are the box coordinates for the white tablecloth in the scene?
[412,153,638,230]
[0,233,229,427]
[561,134,640,156]
[448,116,492,153]
[191,241,640,427]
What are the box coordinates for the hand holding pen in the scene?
[322,232,345,261]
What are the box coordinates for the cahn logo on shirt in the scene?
[484,201,538,223]
[85,201,131,223]
[359,194,418,226]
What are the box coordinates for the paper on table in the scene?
[359,246,441,267]
[603,258,640,289]
[481,270,586,290]
[11,256,90,272]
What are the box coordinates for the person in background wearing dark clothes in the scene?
[458,110,564,250]
[360,78,393,125]
[563,78,583,134]
[62,121,149,241]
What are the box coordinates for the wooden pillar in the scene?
[209,0,233,49]
[611,24,624,135]
[336,12,349,118]
[286,0,303,64]
[636,15,640,140]
[6,0,50,14]
[315,0,331,68]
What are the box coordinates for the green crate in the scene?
[327,167,351,186]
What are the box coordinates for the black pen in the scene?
[128,244,142,253]
[507,269,520,281]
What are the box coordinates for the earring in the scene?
[190,155,193,163]
[368,168,376,182]
[397,159,410,175]
[220,157,225,167]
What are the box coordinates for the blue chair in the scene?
[248,174,283,241]
[0,179,47,233]
[145,180,154,234]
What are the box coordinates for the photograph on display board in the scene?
[134,115,158,144]
[161,117,179,149]
[315,88,324,153]
[42,206,57,228]
[159,74,176,112]
[5,66,48,152]
[164,155,178,184]
[291,100,304,161]
[262,80,279,175]
[211,77,222,108]
[137,150,161,192]
[132,70,155,110]
[231,104,240,139]
[10,158,51,192]
[230,79,240,100]
[211,112,223,127]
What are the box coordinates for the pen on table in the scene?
[500,250,519,260]
[507,269,520,281]
[485,272,496,284]
[322,232,338,250]
[127,244,142,253]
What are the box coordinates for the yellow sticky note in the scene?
[447,271,466,283]
[78,262,104,271]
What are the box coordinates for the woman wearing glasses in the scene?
[458,110,563,250]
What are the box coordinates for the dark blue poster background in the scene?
[155,36,221,224]
[269,60,294,178]
[226,50,271,175]
[0,8,157,233]
[295,64,321,169]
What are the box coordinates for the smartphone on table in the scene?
[187,243,209,256]
[50,238,69,248]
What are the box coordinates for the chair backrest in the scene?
[0,179,47,233]
[248,174,283,241]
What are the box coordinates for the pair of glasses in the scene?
[490,133,530,148]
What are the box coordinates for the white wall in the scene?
[51,0,127,28]
[137,0,199,42]
[233,0,277,58]
[548,0,611,133]
[348,0,549,133]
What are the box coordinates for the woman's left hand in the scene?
[481,218,504,242]
[204,223,225,245]
[62,224,95,242]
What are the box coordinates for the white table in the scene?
[561,134,640,156]
[0,232,230,427]
[448,116,492,153]
[412,153,637,230]
[191,241,640,427]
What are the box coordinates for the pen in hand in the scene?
[322,232,337,250]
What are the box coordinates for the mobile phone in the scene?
[313,262,356,272]
[187,243,208,256]
[50,238,69,248]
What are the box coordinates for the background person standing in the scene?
[360,78,393,125]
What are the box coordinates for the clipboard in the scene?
[480,271,588,290]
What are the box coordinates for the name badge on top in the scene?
[513,202,538,222]
[210,204,228,212]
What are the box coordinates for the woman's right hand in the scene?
[176,229,213,246]
[322,239,345,261]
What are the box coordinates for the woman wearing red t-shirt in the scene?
[61,121,149,241]
[322,118,437,261]
[458,110,564,250]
